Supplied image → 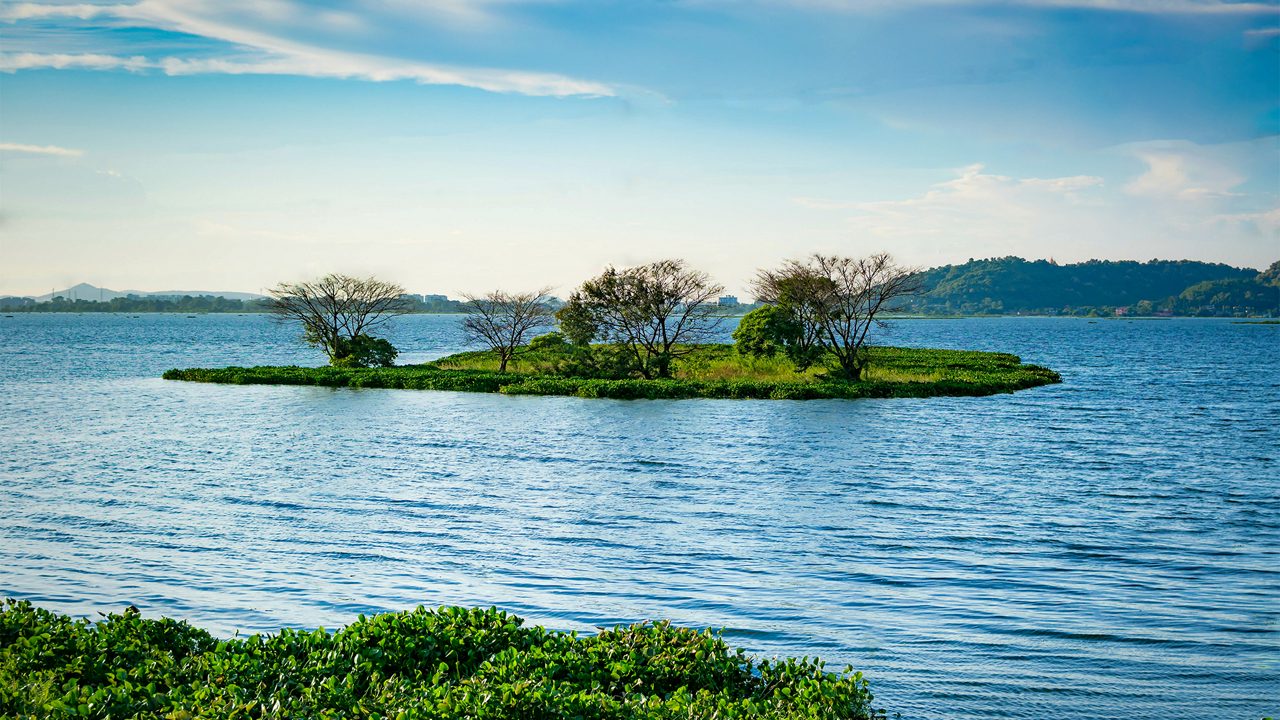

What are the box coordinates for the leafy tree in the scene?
[267,274,409,365]
[461,288,556,372]
[561,259,724,379]
[753,253,920,381]
[748,266,831,370]
[554,294,601,346]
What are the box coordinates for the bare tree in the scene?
[565,259,724,379]
[461,288,556,372]
[752,253,920,380]
[268,274,411,364]
[750,261,830,369]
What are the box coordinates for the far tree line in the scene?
[267,253,921,382]
[7,256,1273,318]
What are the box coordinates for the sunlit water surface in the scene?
[1,313,1276,719]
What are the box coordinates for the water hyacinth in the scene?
[163,344,1060,401]
[1,601,884,719]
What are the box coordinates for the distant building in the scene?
[718,295,740,307]
[423,294,449,303]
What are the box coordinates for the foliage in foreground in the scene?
[0,600,882,720]
[164,344,1060,400]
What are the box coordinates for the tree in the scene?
[752,253,920,381]
[554,294,601,347]
[561,259,723,379]
[268,274,410,366]
[746,266,829,370]
[461,288,556,372]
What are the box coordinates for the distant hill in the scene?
[31,283,265,302]
[906,257,1276,316]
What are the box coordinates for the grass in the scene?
[0,600,884,720]
[164,343,1060,400]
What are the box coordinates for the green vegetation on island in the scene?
[164,342,1059,400]
[165,255,1060,399]
[0,600,884,720]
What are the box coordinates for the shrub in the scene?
[332,334,398,368]
[0,600,884,720]
[553,344,638,380]
[733,305,793,358]
[527,331,569,352]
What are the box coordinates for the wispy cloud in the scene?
[797,164,1103,217]
[0,3,117,21]
[1123,141,1245,200]
[0,53,152,72]
[793,164,1108,260]
[1212,206,1280,234]
[0,142,84,157]
[0,1,615,97]
[728,0,1280,14]
[0,51,613,96]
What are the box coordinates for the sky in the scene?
[0,0,1277,298]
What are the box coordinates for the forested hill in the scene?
[906,257,1277,316]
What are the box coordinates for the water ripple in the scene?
[0,314,1277,720]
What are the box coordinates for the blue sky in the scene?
[1,0,1277,297]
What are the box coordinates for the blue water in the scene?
[0,313,1276,719]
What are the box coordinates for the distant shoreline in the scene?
[3,310,1274,320]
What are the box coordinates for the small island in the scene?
[164,342,1059,400]
[164,258,1061,400]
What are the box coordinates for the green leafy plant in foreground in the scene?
[0,600,884,719]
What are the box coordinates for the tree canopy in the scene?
[559,259,724,379]
[461,288,556,372]
[751,253,920,381]
[268,274,410,366]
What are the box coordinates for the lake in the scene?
[0,313,1276,719]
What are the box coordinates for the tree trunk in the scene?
[654,353,673,379]
[833,354,862,381]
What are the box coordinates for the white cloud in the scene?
[0,50,609,96]
[0,3,118,21]
[0,52,152,72]
[793,164,1113,261]
[0,142,84,157]
[1211,207,1280,235]
[0,0,615,97]
[1123,141,1245,200]
[722,0,1280,14]
[792,151,1277,267]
